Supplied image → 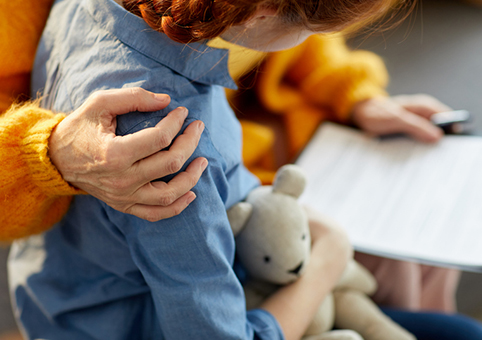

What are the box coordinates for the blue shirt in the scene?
[8,0,284,339]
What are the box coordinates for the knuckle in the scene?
[88,91,101,102]
[170,205,184,217]
[129,87,145,98]
[157,131,173,149]
[82,93,103,114]
[166,154,184,174]
[121,204,136,215]
[88,90,106,105]
[158,191,176,206]
[187,172,200,188]
[118,205,131,214]
[145,211,161,223]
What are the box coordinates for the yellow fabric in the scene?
[210,35,389,183]
[0,0,82,241]
[0,0,54,113]
[208,38,268,83]
[0,103,80,241]
[242,34,389,182]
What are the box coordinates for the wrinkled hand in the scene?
[351,94,451,143]
[49,88,207,222]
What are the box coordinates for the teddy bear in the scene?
[227,164,416,340]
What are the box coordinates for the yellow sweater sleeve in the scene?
[0,0,54,112]
[0,102,81,241]
[258,33,389,122]
[0,0,80,241]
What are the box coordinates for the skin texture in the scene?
[221,10,315,52]
[49,88,208,221]
[351,94,449,143]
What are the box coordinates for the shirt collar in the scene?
[83,0,237,89]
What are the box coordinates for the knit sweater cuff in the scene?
[22,112,82,197]
[335,81,388,123]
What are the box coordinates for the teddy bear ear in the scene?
[227,202,253,236]
[272,164,306,198]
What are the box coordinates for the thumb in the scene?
[84,88,171,118]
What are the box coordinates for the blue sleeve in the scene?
[104,129,284,340]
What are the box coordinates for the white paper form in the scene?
[296,123,482,271]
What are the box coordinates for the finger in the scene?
[126,191,197,222]
[131,157,207,206]
[391,95,452,119]
[397,110,444,143]
[134,120,205,183]
[115,107,193,163]
[86,87,171,116]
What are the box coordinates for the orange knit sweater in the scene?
[0,1,388,241]
[0,0,80,241]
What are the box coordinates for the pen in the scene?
[430,110,471,134]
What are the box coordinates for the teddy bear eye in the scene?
[264,256,271,263]
[302,234,306,240]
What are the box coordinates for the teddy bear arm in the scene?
[303,330,364,340]
[305,293,335,337]
[333,289,416,340]
[336,260,377,295]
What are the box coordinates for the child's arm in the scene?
[261,213,352,340]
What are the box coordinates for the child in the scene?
[6,0,417,339]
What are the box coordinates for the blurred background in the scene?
[1,0,482,338]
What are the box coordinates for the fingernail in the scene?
[178,107,188,118]
[197,121,205,133]
[186,192,196,205]
[200,158,208,170]
[155,94,170,102]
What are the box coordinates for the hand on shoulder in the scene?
[49,87,207,222]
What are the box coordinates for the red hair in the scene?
[123,0,414,44]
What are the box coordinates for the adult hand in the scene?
[351,94,451,143]
[49,88,207,222]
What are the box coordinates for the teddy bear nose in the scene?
[288,261,304,275]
